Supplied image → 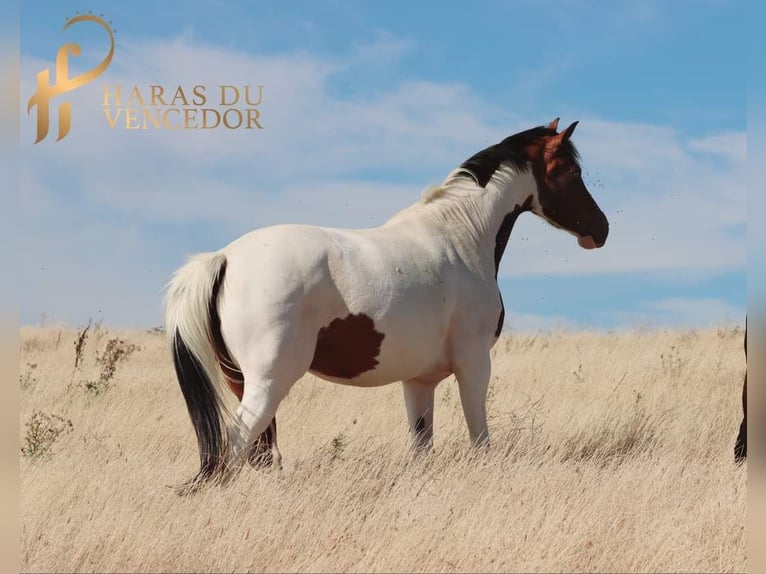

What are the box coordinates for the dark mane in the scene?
[457,125,580,188]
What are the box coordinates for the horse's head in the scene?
[527,118,609,249]
[457,118,609,249]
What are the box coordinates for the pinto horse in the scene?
[164,118,609,491]
[735,320,747,464]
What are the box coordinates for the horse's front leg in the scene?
[454,351,491,446]
[402,379,436,454]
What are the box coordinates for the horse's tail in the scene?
[164,251,233,490]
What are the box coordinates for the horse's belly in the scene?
[307,314,449,387]
[309,358,449,388]
[309,369,403,388]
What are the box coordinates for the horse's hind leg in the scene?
[224,378,287,479]
[221,327,315,478]
[248,417,283,470]
[224,381,282,470]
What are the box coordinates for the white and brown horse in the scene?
[734,320,746,464]
[164,118,609,491]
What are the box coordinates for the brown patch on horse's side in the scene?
[310,313,385,378]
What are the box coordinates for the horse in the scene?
[164,118,609,492]
[734,319,746,464]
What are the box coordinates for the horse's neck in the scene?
[387,166,537,272]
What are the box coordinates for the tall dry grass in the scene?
[20,324,747,573]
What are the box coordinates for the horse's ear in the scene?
[561,120,579,141]
[547,117,560,131]
[543,119,577,157]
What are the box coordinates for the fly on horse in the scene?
[164,118,609,492]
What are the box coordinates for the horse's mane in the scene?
[453,125,580,189]
[417,124,580,206]
[420,169,481,204]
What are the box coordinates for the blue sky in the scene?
[20,0,746,331]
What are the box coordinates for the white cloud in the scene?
[687,132,746,164]
[20,34,746,327]
[347,30,415,68]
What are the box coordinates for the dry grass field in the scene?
[20,324,747,573]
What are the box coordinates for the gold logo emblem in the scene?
[27,14,115,143]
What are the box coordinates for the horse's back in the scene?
[223,222,448,294]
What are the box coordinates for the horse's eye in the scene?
[572,169,582,178]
